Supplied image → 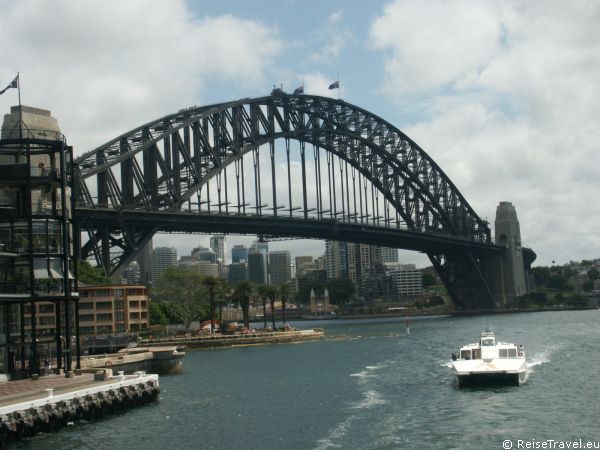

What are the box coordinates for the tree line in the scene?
[150,267,294,332]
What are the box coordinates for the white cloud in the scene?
[372,0,600,265]
[311,9,352,62]
[370,0,502,94]
[0,0,283,154]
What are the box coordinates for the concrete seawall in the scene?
[0,372,159,445]
[140,329,325,350]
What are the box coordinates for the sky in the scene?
[0,0,598,267]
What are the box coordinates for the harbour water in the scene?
[11,310,600,449]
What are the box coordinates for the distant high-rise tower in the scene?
[210,235,225,274]
[151,247,177,282]
[269,251,291,285]
[231,245,248,264]
[380,247,398,263]
[248,251,268,284]
[325,241,348,279]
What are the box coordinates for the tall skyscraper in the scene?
[228,262,248,284]
[231,245,248,264]
[295,256,314,276]
[248,251,268,284]
[192,246,217,263]
[269,251,291,285]
[151,247,177,282]
[325,240,348,279]
[380,247,399,263]
[210,235,225,274]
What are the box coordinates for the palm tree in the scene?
[201,275,223,334]
[232,281,255,329]
[257,284,277,330]
[278,282,292,328]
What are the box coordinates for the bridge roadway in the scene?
[76,207,505,256]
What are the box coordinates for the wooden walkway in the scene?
[0,374,97,407]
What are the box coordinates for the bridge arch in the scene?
[75,93,500,308]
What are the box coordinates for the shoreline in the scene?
[294,305,599,321]
[139,328,325,350]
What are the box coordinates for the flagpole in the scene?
[337,71,340,100]
[17,72,23,139]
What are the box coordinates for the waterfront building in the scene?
[151,247,177,282]
[78,285,149,334]
[231,245,248,264]
[269,250,291,285]
[0,105,79,379]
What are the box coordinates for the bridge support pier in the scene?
[489,201,531,306]
[429,251,497,309]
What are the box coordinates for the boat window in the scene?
[460,350,471,359]
[472,349,481,359]
[481,338,495,346]
[499,349,508,358]
[508,348,517,357]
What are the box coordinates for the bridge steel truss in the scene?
[74,94,504,308]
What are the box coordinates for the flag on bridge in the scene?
[0,74,19,96]
[328,80,339,90]
[293,85,304,94]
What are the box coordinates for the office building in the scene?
[325,241,348,279]
[231,245,248,264]
[248,251,268,285]
[385,263,423,297]
[209,235,225,274]
[151,247,177,282]
[269,251,291,285]
[228,263,248,284]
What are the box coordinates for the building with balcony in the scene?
[77,285,149,334]
[0,105,79,379]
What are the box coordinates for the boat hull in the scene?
[456,370,527,388]
[452,358,528,388]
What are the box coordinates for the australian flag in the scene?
[293,85,304,94]
[328,80,339,89]
[0,75,18,96]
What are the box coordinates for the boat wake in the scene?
[527,344,562,370]
[314,365,387,449]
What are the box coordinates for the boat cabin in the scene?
[454,331,524,361]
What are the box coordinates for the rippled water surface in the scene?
[13,310,600,449]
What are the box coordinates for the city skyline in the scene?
[1,0,598,267]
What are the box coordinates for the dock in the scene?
[80,346,185,374]
[0,371,159,445]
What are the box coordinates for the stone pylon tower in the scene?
[493,201,527,304]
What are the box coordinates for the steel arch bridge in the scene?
[74,93,506,308]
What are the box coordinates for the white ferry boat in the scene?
[451,330,527,388]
